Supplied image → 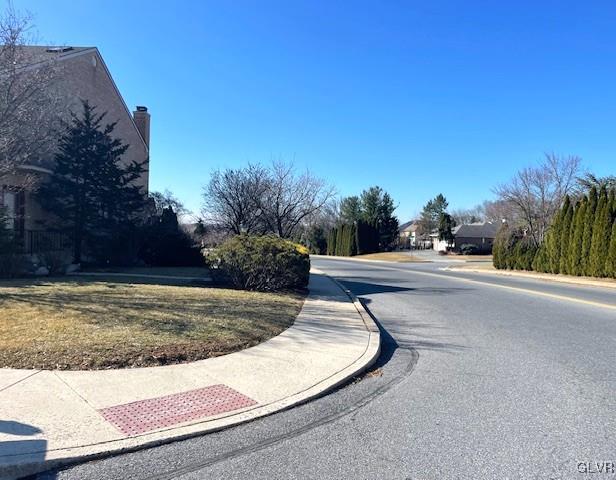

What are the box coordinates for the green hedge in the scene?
[326,220,378,257]
[495,187,616,278]
[207,234,310,291]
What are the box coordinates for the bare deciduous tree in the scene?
[450,205,485,225]
[149,189,190,218]
[258,161,336,238]
[202,161,335,239]
[494,153,582,246]
[0,3,63,183]
[202,164,269,234]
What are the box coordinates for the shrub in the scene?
[207,234,310,291]
[139,207,205,267]
[459,243,479,255]
[0,253,27,278]
[39,250,73,275]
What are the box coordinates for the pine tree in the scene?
[589,188,611,277]
[37,101,146,263]
[605,221,616,278]
[568,198,587,275]
[580,187,598,275]
[558,199,574,275]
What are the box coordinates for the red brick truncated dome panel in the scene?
[99,384,258,436]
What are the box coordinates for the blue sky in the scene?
[17,0,616,221]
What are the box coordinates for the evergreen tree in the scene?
[568,198,587,275]
[558,199,574,274]
[335,226,344,256]
[438,213,456,246]
[355,220,378,254]
[357,186,399,251]
[377,192,399,250]
[348,222,358,256]
[605,221,616,278]
[37,101,146,263]
[580,187,598,275]
[532,243,548,272]
[589,188,611,277]
[327,227,337,256]
[546,196,570,273]
[0,206,17,254]
[419,193,448,235]
[339,196,362,224]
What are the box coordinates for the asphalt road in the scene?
[41,258,616,480]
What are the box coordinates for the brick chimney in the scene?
[133,106,150,148]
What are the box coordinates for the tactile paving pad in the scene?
[99,384,258,435]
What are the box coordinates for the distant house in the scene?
[453,222,499,253]
[0,46,150,253]
[399,220,431,249]
[431,222,499,253]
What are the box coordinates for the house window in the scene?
[1,189,16,229]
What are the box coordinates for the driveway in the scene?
[41,257,616,480]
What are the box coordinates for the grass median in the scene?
[0,276,305,370]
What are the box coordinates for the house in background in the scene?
[431,222,498,253]
[0,46,150,253]
[452,222,498,253]
[398,220,431,249]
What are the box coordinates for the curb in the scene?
[447,266,616,290]
[4,272,380,480]
[310,254,431,264]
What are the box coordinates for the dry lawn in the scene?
[0,277,305,370]
[354,252,428,263]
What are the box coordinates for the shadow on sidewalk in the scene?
[0,420,54,480]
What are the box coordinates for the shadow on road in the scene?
[338,279,472,297]
[357,296,468,372]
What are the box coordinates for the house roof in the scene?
[18,46,96,68]
[16,45,149,157]
[398,220,420,233]
[453,222,499,239]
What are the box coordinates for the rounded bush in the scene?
[207,234,310,291]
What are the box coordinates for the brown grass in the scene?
[354,252,428,263]
[84,266,212,278]
[0,277,305,370]
[445,254,493,261]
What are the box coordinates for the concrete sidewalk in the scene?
[0,271,380,479]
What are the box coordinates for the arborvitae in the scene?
[589,188,610,277]
[605,221,616,278]
[551,196,570,273]
[326,228,336,255]
[580,187,598,275]
[568,198,587,275]
[342,224,351,256]
[349,223,358,256]
[558,199,574,275]
[532,243,549,272]
[492,225,507,269]
[335,226,344,256]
